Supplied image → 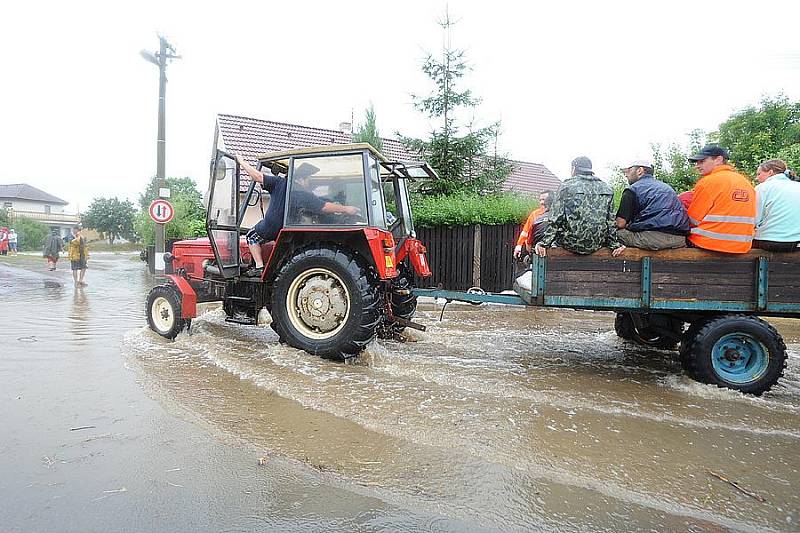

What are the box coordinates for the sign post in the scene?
[149,199,175,273]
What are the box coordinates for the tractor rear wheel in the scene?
[146,284,187,340]
[687,315,787,395]
[377,264,417,339]
[271,244,381,360]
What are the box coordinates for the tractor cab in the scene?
[207,143,436,281]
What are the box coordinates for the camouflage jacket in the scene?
[537,173,621,254]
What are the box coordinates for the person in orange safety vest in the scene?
[513,190,554,259]
[686,145,755,253]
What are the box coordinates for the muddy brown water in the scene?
[2,254,799,531]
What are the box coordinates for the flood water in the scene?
[2,254,799,531]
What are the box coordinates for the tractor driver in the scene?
[236,155,361,277]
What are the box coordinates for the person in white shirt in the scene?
[753,158,800,252]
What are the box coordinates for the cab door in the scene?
[207,150,241,278]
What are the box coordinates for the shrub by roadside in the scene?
[411,192,539,228]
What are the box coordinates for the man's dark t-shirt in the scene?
[252,173,326,241]
[616,189,637,225]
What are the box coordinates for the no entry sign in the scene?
[149,199,175,224]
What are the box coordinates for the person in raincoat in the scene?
[68,225,89,286]
[42,229,64,270]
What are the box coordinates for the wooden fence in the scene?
[414,223,521,292]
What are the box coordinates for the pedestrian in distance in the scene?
[68,225,89,286]
[752,158,800,252]
[686,145,756,253]
[534,156,626,257]
[615,159,689,250]
[42,228,63,270]
[513,190,554,259]
[235,154,361,278]
[8,229,17,254]
[0,227,8,256]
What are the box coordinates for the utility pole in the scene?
[141,35,180,274]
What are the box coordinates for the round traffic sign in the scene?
[149,199,175,224]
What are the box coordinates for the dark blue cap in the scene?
[688,144,730,162]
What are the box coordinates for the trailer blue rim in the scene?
[711,333,769,384]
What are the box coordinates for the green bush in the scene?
[13,217,49,251]
[411,192,539,227]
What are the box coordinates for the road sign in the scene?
[149,199,175,224]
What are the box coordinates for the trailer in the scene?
[413,247,800,395]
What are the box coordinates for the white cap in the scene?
[622,159,653,169]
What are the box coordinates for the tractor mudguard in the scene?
[166,274,197,318]
[398,238,431,278]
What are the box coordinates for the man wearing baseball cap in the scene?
[615,159,689,250]
[534,156,625,257]
[685,145,755,253]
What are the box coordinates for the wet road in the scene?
[2,254,800,531]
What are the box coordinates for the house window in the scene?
[45,205,51,214]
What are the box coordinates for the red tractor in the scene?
[146,143,435,360]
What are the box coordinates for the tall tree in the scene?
[714,94,800,175]
[400,10,512,195]
[83,197,136,245]
[352,104,384,152]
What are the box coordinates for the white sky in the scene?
[2,0,799,212]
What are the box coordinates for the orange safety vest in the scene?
[517,206,546,247]
[687,165,755,253]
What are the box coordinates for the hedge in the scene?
[410,192,539,228]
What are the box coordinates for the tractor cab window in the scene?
[286,154,369,227]
[367,155,387,230]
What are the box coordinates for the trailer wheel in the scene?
[688,315,787,395]
[614,313,681,350]
[146,284,187,340]
[271,244,381,360]
[377,264,417,339]
[678,319,709,377]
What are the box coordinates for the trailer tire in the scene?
[377,264,417,339]
[615,313,681,350]
[679,318,710,377]
[271,244,381,360]
[688,315,787,395]
[146,284,187,340]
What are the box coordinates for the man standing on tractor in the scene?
[235,154,361,277]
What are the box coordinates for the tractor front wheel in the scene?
[146,284,187,340]
[271,245,381,360]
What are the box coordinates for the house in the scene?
[0,183,81,237]
[213,114,561,196]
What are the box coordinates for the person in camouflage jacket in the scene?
[534,156,626,257]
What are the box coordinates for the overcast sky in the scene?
[3,0,799,212]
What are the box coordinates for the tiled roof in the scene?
[0,183,68,205]
[502,160,562,195]
[217,114,560,195]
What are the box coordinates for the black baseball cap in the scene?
[688,145,730,162]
